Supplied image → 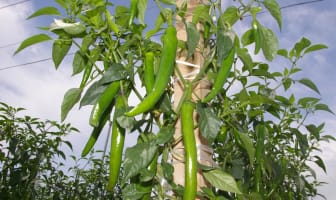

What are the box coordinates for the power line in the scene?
[0,52,75,71]
[281,0,324,10]
[0,0,31,10]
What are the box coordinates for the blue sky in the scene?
[0,0,335,198]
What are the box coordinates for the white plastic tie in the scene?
[176,60,200,69]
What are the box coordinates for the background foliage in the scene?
[10,0,336,199]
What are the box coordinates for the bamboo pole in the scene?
[172,0,213,198]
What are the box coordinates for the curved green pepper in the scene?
[202,44,235,103]
[125,26,177,117]
[105,9,120,35]
[89,81,120,127]
[81,107,111,157]
[181,101,197,200]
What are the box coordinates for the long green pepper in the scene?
[107,95,126,191]
[143,52,155,93]
[125,26,177,117]
[202,44,236,103]
[90,81,120,127]
[181,101,197,200]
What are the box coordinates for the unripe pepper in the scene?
[125,26,177,116]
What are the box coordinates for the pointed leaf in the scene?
[100,63,128,84]
[222,6,240,26]
[156,126,174,144]
[304,44,328,55]
[61,88,82,121]
[196,103,221,143]
[27,6,61,19]
[137,0,148,25]
[203,169,242,194]
[186,22,200,58]
[80,80,108,107]
[298,78,320,94]
[263,0,282,29]
[123,141,158,181]
[237,131,255,166]
[259,24,278,61]
[14,34,52,54]
[52,39,72,69]
[72,51,87,75]
[122,183,149,200]
[315,103,335,114]
[314,155,326,173]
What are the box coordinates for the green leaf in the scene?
[222,6,240,26]
[259,24,278,61]
[137,0,148,25]
[241,29,254,47]
[237,131,255,166]
[72,51,87,75]
[14,34,52,55]
[216,19,235,67]
[61,88,82,121]
[263,0,282,29]
[158,0,176,5]
[315,103,335,114]
[123,141,158,181]
[314,156,326,173]
[156,126,174,144]
[203,169,242,194]
[298,97,320,108]
[196,103,221,143]
[304,44,328,55]
[298,78,320,94]
[292,37,311,58]
[192,5,212,24]
[277,49,288,58]
[237,48,253,70]
[186,22,200,59]
[52,39,72,69]
[145,9,167,38]
[27,6,61,20]
[122,183,149,200]
[80,80,108,107]
[100,63,128,84]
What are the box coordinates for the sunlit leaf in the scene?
[52,38,72,69]
[298,78,320,94]
[123,141,158,181]
[14,34,52,55]
[203,169,242,194]
[196,103,221,143]
[263,0,282,29]
[61,88,82,121]
[27,6,61,19]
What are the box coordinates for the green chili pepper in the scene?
[143,52,155,93]
[81,107,111,157]
[79,63,92,89]
[202,43,236,103]
[181,101,197,200]
[125,26,177,117]
[128,0,137,26]
[89,81,120,127]
[105,9,119,35]
[107,95,125,191]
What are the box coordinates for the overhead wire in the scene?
[0,52,75,71]
[0,0,325,71]
[0,0,31,10]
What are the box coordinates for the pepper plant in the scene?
[15,0,335,199]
